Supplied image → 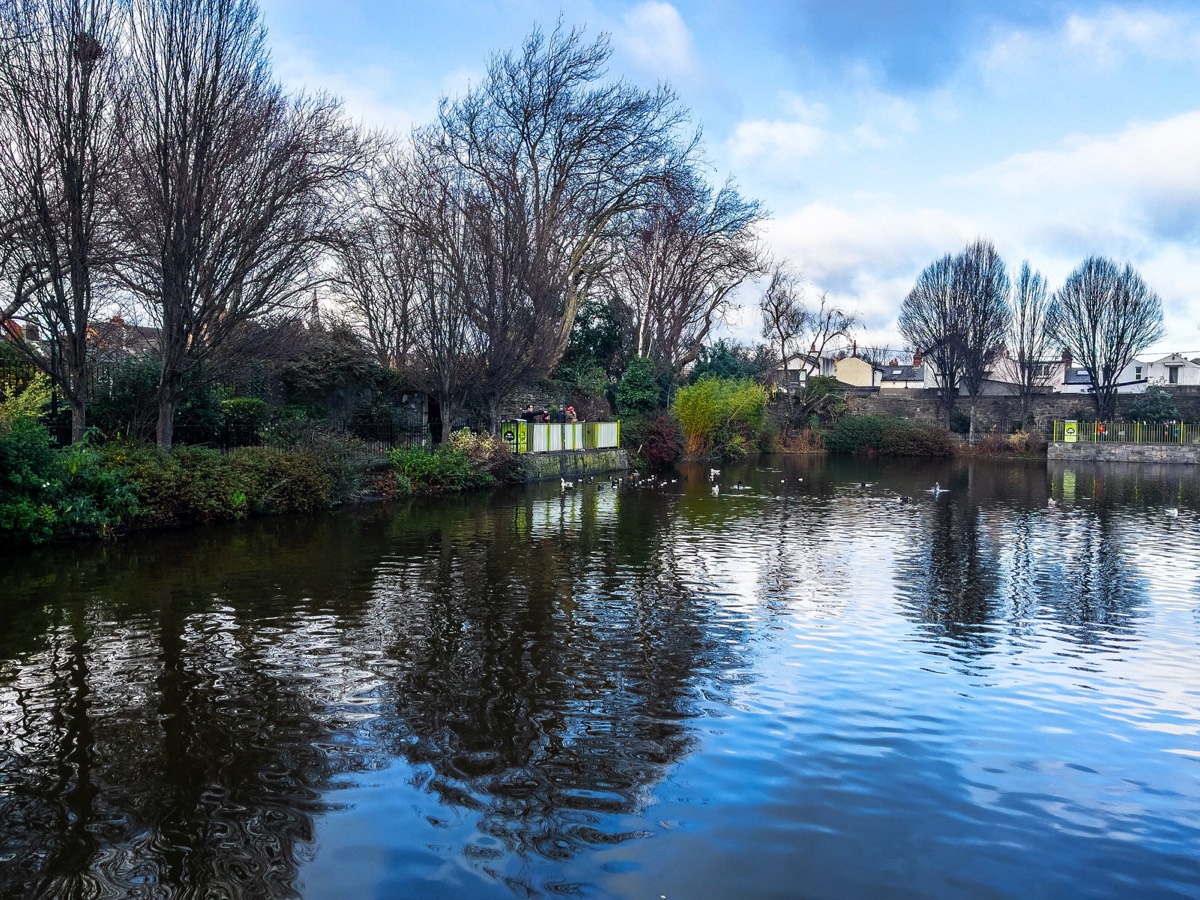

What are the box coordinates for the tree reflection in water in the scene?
[2,458,1197,897]
[0,487,731,897]
[891,461,1185,659]
[364,488,724,879]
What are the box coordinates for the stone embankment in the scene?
[517,449,628,482]
[1048,442,1200,464]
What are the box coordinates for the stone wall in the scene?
[848,388,1200,431]
[517,449,629,482]
[1047,442,1200,464]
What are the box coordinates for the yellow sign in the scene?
[1063,420,1078,443]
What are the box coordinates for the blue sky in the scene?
[259,0,1200,359]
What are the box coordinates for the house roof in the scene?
[1063,367,1093,385]
[87,318,160,356]
[880,365,922,382]
[1150,352,1200,366]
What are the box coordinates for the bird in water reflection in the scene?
[927,482,948,496]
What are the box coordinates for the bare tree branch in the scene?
[0,0,126,440]
[434,22,696,400]
[899,239,1010,430]
[610,167,766,378]
[998,261,1056,423]
[117,0,367,448]
[1050,256,1163,421]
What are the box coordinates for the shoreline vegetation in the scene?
[1,403,527,546]
[3,393,1046,548]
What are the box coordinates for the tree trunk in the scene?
[66,359,90,444]
[156,370,183,450]
[488,397,501,436]
[69,396,87,445]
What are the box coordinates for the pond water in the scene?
[2,456,1199,899]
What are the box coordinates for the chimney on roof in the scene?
[110,314,124,326]
[1061,348,1072,368]
[912,351,922,367]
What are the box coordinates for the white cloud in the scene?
[851,93,919,148]
[984,8,1200,77]
[618,2,698,79]
[762,203,979,334]
[727,119,828,175]
[960,110,1200,249]
[271,52,424,133]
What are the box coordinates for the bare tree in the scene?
[759,262,806,374]
[612,167,766,378]
[330,161,418,372]
[954,239,1010,440]
[433,23,694,404]
[900,240,1010,431]
[1050,256,1163,421]
[0,0,126,441]
[376,137,486,442]
[899,253,961,426]
[1001,261,1056,424]
[117,0,364,448]
[797,291,857,375]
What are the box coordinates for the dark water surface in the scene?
[2,456,1199,899]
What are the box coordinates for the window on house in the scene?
[1169,366,1180,384]
[1135,366,1143,380]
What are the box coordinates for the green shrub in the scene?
[227,446,332,514]
[672,375,768,459]
[0,372,51,424]
[222,397,269,429]
[89,359,159,442]
[107,442,336,525]
[262,419,380,502]
[0,415,138,544]
[825,415,954,457]
[971,429,1047,457]
[155,446,232,523]
[1124,388,1179,424]
[447,428,521,483]
[824,415,887,454]
[879,420,955,457]
[388,444,494,493]
[792,375,847,427]
[615,356,661,418]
